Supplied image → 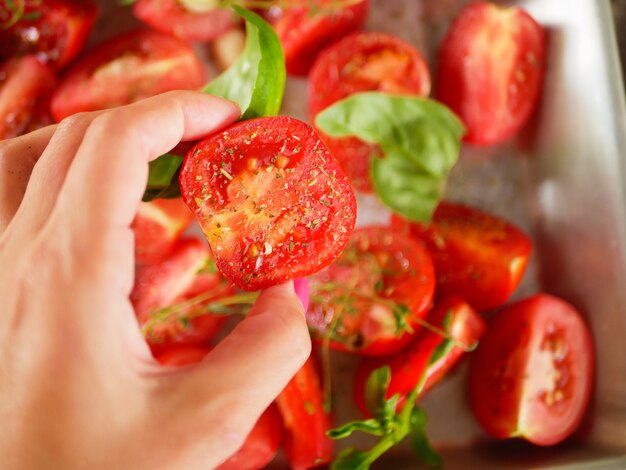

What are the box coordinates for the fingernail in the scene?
[293,278,310,313]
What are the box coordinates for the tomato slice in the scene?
[180,116,356,292]
[0,56,55,140]
[469,294,594,446]
[131,237,234,355]
[393,202,532,311]
[354,297,486,417]
[50,29,207,121]
[269,0,369,76]
[0,0,98,69]
[436,2,546,146]
[132,198,195,265]
[308,32,431,192]
[307,226,435,356]
[133,0,234,42]
[276,356,334,470]
[155,344,211,366]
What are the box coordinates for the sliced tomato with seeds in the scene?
[180,116,357,292]
[436,2,546,146]
[469,294,594,446]
[50,29,207,121]
[354,297,486,417]
[307,226,435,356]
[393,202,532,311]
[309,32,431,192]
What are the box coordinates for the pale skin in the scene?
[0,91,311,469]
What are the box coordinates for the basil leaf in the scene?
[327,419,384,439]
[143,154,183,202]
[203,5,286,119]
[315,92,465,222]
[364,365,391,419]
[409,408,442,468]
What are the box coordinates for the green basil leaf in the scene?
[331,448,372,470]
[409,408,442,468]
[327,419,384,440]
[364,365,391,419]
[203,5,286,119]
[143,154,183,202]
[315,92,465,222]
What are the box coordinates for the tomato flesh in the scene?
[155,344,210,366]
[469,294,594,446]
[180,116,356,292]
[437,2,546,146]
[307,226,435,356]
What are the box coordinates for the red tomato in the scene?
[436,2,546,146]
[180,116,357,292]
[0,56,55,140]
[50,30,207,121]
[155,344,210,366]
[469,294,594,446]
[276,356,334,470]
[0,0,98,69]
[133,0,234,42]
[269,0,369,76]
[309,32,431,192]
[132,198,195,265]
[354,297,486,417]
[393,202,532,311]
[131,237,234,355]
[307,226,435,356]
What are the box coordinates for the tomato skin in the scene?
[155,344,211,366]
[436,2,546,146]
[0,56,55,140]
[0,0,98,69]
[469,294,594,446]
[307,226,436,357]
[276,356,334,470]
[50,30,207,121]
[309,32,431,192]
[133,0,234,42]
[132,198,195,265]
[269,0,369,76]
[393,202,532,312]
[354,297,486,417]
[180,116,356,292]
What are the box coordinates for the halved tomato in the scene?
[268,0,369,76]
[436,2,546,146]
[132,198,195,266]
[354,297,486,416]
[309,32,431,192]
[393,202,532,311]
[180,116,357,292]
[133,0,234,42]
[307,226,435,356]
[131,237,234,355]
[0,56,55,140]
[469,294,594,446]
[51,29,207,121]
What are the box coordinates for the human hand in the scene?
[0,91,311,469]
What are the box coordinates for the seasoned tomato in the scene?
[133,0,234,42]
[131,237,234,355]
[354,297,486,416]
[309,32,431,192]
[307,226,435,356]
[393,202,532,311]
[180,116,357,292]
[269,0,369,76]
[132,198,195,265]
[0,56,55,140]
[276,356,334,470]
[437,2,546,146]
[50,29,207,121]
[0,0,98,69]
[469,294,594,446]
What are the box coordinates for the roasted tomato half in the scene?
[307,226,435,356]
[436,2,546,146]
[393,202,532,312]
[469,294,594,446]
[355,297,486,416]
[180,116,357,292]
[309,32,431,192]
[51,29,207,121]
[269,0,369,76]
[0,0,98,69]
